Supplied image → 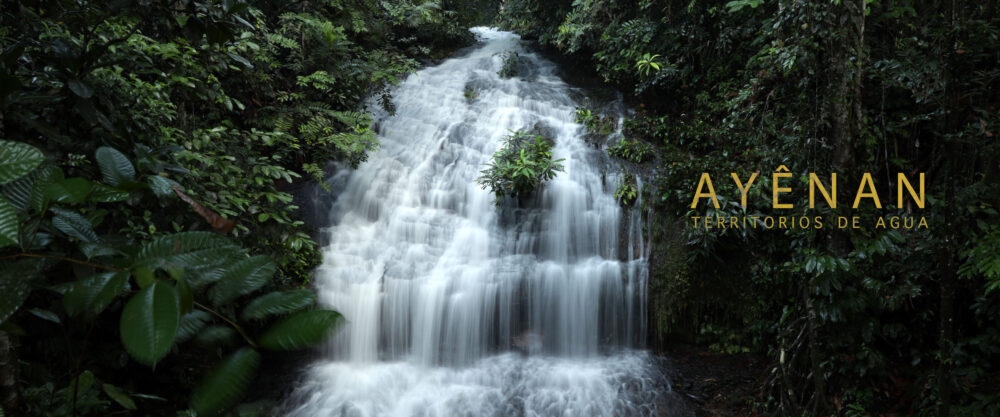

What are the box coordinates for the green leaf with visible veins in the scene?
[241,289,316,321]
[136,231,240,272]
[257,310,342,351]
[95,146,135,187]
[176,310,211,344]
[209,256,276,307]
[0,140,44,184]
[0,195,18,248]
[189,347,260,417]
[147,175,178,199]
[119,281,180,367]
[50,207,99,243]
[63,271,131,318]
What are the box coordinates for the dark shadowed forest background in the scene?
[1,0,998,416]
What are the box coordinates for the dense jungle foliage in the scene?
[499,0,1000,415]
[3,0,999,416]
[0,0,491,416]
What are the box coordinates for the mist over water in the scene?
[285,28,671,417]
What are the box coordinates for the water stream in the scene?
[285,28,672,417]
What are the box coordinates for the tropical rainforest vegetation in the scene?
[498,0,1000,415]
[2,0,998,416]
[0,0,490,416]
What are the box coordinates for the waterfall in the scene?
[285,28,670,417]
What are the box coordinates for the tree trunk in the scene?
[830,0,865,173]
[937,255,955,417]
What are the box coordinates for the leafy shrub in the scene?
[0,0,490,415]
[574,107,616,136]
[497,50,521,78]
[607,138,654,163]
[615,173,639,207]
[478,131,565,206]
[635,53,663,77]
[0,141,341,416]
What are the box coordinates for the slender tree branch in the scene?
[193,301,257,348]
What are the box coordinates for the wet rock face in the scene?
[283,28,669,416]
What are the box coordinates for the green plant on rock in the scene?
[607,138,654,163]
[614,173,639,207]
[464,86,479,101]
[497,50,521,78]
[478,130,565,207]
[574,107,616,136]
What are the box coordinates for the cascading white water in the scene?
[285,28,670,417]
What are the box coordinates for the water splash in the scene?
[285,28,670,417]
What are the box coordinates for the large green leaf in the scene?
[102,383,137,410]
[257,310,342,351]
[80,242,122,259]
[241,289,316,321]
[193,325,237,349]
[44,177,93,204]
[29,165,63,212]
[176,310,211,343]
[209,256,276,307]
[1,173,33,213]
[189,347,260,417]
[136,231,240,272]
[50,207,99,243]
[0,140,44,184]
[89,184,129,203]
[119,281,180,367]
[63,271,130,318]
[146,175,179,199]
[66,370,97,401]
[0,260,38,323]
[94,146,135,187]
[176,274,193,314]
[0,195,17,248]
